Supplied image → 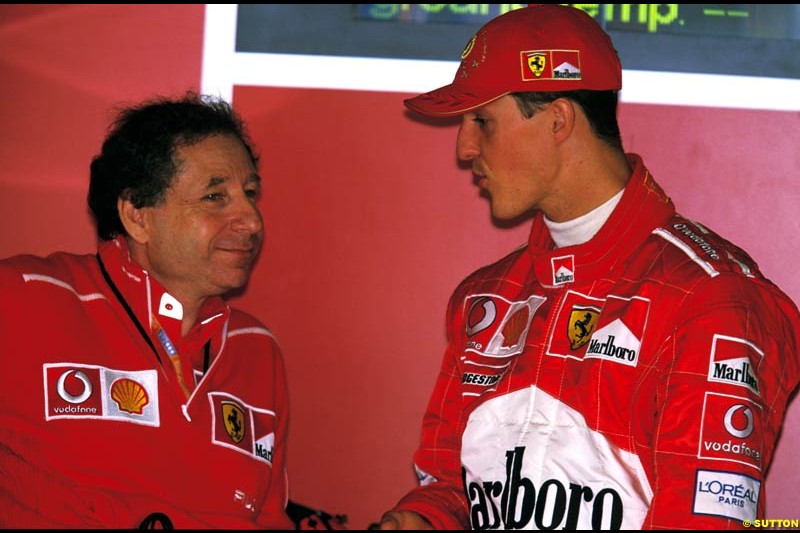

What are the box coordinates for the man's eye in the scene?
[245,188,260,199]
[472,117,487,126]
[204,193,224,202]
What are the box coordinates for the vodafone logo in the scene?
[56,370,92,404]
[724,404,753,439]
[462,294,545,358]
[698,392,762,470]
[467,297,496,336]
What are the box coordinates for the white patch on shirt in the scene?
[693,469,759,521]
[461,387,652,529]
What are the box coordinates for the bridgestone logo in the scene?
[462,373,502,387]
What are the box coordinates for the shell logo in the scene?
[110,378,150,415]
[501,306,530,348]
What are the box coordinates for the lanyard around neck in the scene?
[97,253,202,401]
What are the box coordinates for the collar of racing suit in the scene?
[527,153,677,287]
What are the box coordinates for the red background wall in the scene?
[2,5,798,529]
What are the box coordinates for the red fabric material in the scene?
[0,238,293,529]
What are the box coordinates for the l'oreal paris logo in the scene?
[693,469,759,522]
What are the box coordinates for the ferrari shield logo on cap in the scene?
[521,50,582,83]
[526,52,546,77]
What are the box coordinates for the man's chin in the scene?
[490,206,515,221]
[490,205,535,227]
[214,270,253,295]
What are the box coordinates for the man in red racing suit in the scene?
[389,155,800,529]
[379,4,800,530]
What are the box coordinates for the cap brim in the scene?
[404,84,510,117]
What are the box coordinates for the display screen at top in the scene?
[235,4,799,79]
[355,4,800,41]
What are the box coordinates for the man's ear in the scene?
[118,197,149,244]
[550,98,576,144]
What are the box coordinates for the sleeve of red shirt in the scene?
[251,331,294,530]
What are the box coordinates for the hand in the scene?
[378,510,433,530]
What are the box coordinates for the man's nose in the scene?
[456,118,479,162]
[231,194,263,234]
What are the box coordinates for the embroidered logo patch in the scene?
[463,293,545,358]
[547,292,649,368]
[461,34,477,59]
[551,255,575,286]
[109,378,150,415]
[466,296,497,337]
[698,392,762,470]
[210,392,277,465]
[693,469,759,521]
[707,334,762,396]
[222,401,247,444]
[567,306,601,350]
[521,50,581,82]
[44,363,159,426]
[526,51,546,77]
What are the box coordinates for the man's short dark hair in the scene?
[88,92,259,241]
[511,90,623,151]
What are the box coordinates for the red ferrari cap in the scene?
[404,4,622,116]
